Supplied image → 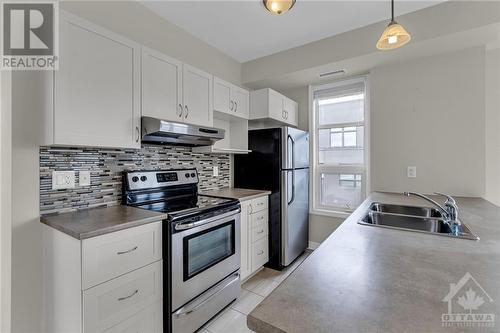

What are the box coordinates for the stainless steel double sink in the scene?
[358,203,479,240]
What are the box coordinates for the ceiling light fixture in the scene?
[376,0,411,50]
[263,0,296,15]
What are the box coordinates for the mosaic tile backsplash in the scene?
[40,144,231,215]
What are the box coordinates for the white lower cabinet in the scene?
[104,301,162,333]
[240,195,270,281]
[43,221,163,333]
[84,261,162,333]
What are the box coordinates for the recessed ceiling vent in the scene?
[319,69,346,78]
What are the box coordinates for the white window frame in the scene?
[309,76,370,218]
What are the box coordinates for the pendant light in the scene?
[376,0,411,50]
[263,0,296,15]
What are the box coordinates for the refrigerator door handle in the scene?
[287,135,296,205]
[287,134,295,170]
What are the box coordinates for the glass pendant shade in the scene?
[376,20,411,50]
[263,0,296,15]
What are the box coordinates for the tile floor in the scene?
[201,251,311,333]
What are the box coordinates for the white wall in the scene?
[285,47,490,244]
[371,47,486,196]
[485,48,500,206]
[60,1,242,85]
[0,71,12,333]
[11,72,50,333]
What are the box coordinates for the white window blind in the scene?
[312,78,368,214]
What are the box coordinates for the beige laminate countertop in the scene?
[247,192,500,333]
[40,205,167,239]
[201,188,271,201]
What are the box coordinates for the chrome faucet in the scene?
[403,192,461,235]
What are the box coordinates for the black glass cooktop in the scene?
[134,194,236,215]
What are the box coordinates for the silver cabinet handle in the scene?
[257,229,264,234]
[257,216,264,220]
[235,101,238,112]
[249,204,253,214]
[117,246,138,255]
[178,104,183,117]
[230,100,234,111]
[184,105,189,118]
[135,127,140,142]
[117,289,138,301]
[282,110,287,119]
[257,250,264,255]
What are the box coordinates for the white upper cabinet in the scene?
[249,88,298,127]
[55,11,141,149]
[213,77,232,114]
[142,50,212,127]
[283,96,298,126]
[213,76,249,119]
[141,47,183,123]
[182,64,213,127]
[232,86,250,119]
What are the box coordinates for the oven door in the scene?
[171,209,241,311]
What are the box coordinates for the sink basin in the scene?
[358,204,479,240]
[370,202,442,218]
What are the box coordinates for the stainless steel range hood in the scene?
[141,116,225,146]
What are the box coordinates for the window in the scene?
[311,77,369,215]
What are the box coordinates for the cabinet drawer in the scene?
[250,209,268,227]
[250,222,268,243]
[83,261,162,333]
[82,222,162,289]
[251,236,269,272]
[251,196,268,213]
[104,301,162,333]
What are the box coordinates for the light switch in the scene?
[79,170,91,187]
[213,166,219,177]
[52,171,76,190]
[407,166,417,178]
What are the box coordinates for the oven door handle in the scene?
[173,272,240,317]
[174,209,240,231]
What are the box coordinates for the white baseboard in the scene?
[308,241,320,250]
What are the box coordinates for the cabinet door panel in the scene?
[182,64,212,127]
[142,47,182,122]
[213,77,231,114]
[283,97,298,126]
[268,90,284,122]
[55,11,140,149]
[232,87,249,119]
[240,200,251,281]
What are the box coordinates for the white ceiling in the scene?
[141,0,443,63]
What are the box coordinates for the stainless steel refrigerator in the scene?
[234,127,309,269]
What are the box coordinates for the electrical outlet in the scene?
[213,166,219,177]
[79,170,91,187]
[407,166,417,178]
[52,171,76,190]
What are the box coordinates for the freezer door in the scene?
[281,168,309,266]
[282,127,310,170]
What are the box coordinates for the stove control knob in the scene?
[140,176,147,182]
[185,173,190,178]
[191,173,196,178]
[132,176,139,182]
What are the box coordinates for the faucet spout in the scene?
[403,191,462,236]
[403,192,449,218]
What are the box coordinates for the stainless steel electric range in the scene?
[123,169,241,333]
